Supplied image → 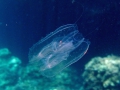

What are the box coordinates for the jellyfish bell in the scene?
[28,24,90,77]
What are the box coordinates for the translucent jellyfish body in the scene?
[28,24,90,77]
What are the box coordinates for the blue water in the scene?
[0,0,120,89]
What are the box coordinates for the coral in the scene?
[81,55,120,90]
[0,48,11,57]
[0,48,21,90]
[4,48,120,90]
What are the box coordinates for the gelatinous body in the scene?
[28,24,90,77]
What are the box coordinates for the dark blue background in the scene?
[0,0,120,69]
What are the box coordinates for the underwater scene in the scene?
[0,0,120,90]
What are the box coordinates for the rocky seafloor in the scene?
[0,48,120,90]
